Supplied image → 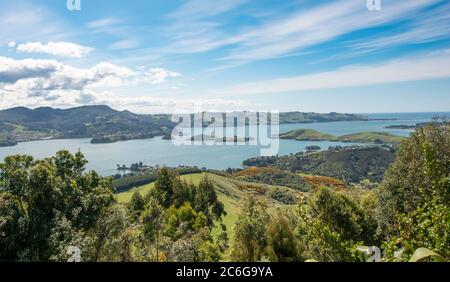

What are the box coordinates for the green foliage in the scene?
[165,202,208,239]
[408,248,448,262]
[295,187,378,262]
[235,167,310,191]
[140,197,166,261]
[229,197,270,262]
[266,212,297,262]
[128,191,145,218]
[377,123,450,261]
[194,176,225,223]
[0,150,115,261]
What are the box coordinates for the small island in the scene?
[279,129,405,144]
[279,129,336,141]
[305,145,321,152]
[190,135,253,143]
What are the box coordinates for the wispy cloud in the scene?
[222,49,450,95]
[224,0,440,61]
[167,0,247,19]
[0,1,70,45]
[86,17,124,29]
[15,41,93,58]
[157,0,441,66]
[110,39,139,50]
[353,2,450,51]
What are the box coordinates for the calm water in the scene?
[0,112,447,176]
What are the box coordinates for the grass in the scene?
[116,172,301,239]
[279,128,405,144]
[115,173,204,203]
[337,132,405,144]
[279,129,336,141]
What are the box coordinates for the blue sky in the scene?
[0,0,449,113]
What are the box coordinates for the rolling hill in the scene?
[116,172,302,238]
[279,129,405,144]
[0,105,175,145]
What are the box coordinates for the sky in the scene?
[0,0,449,114]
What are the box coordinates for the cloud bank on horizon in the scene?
[0,0,449,113]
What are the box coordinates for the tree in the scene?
[128,191,145,218]
[0,151,114,261]
[165,202,207,239]
[376,123,450,260]
[229,197,269,262]
[153,167,177,208]
[266,211,297,262]
[90,204,131,262]
[140,197,166,261]
[194,175,224,225]
[295,187,377,262]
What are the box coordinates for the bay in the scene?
[0,112,447,176]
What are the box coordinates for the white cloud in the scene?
[7,41,16,48]
[143,68,181,85]
[0,56,250,113]
[110,39,139,50]
[167,0,247,19]
[16,41,93,58]
[0,56,181,111]
[223,49,450,95]
[86,17,123,29]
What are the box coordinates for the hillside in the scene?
[233,167,311,191]
[116,172,302,237]
[243,146,396,183]
[338,132,405,144]
[279,112,367,123]
[280,129,405,144]
[279,129,336,141]
[0,105,175,145]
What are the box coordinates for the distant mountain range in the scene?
[0,105,368,147]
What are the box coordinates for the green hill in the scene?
[243,146,396,183]
[337,132,405,144]
[0,105,175,145]
[279,129,405,144]
[279,129,336,141]
[116,172,301,238]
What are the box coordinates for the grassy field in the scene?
[116,172,300,239]
[337,132,405,144]
[115,173,204,203]
[279,128,405,144]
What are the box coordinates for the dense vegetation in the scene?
[243,146,396,183]
[0,123,448,262]
[234,167,310,191]
[113,166,202,192]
